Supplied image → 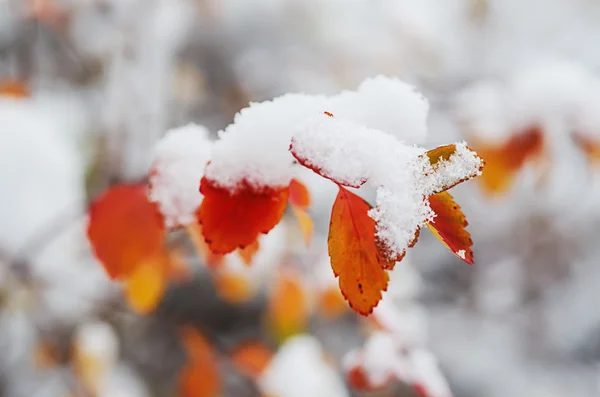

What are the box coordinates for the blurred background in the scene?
[3,0,600,396]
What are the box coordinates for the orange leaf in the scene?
[471,125,543,195]
[572,132,600,163]
[425,143,484,193]
[197,177,288,254]
[0,79,30,98]
[318,285,348,319]
[213,271,254,304]
[266,271,309,341]
[237,239,260,265]
[124,257,167,315]
[87,184,166,280]
[179,328,221,397]
[329,186,392,316]
[426,144,456,166]
[426,191,474,264]
[291,206,313,247]
[230,341,274,379]
[288,178,311,208]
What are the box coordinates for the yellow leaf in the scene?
[267,271,309,341]
[124,258,167,315]
[291,205,313,247]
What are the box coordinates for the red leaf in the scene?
[328,186,393,316]
[197,177,289,254]
[87,184,165,280]
[288,178,311,208]
[230,341,274,379]
[427,191,474,264]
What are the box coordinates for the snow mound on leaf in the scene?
[344,331,452,397]
[206,76,429,192]
[206,94,327,191]
[148,123,212,228]
[330,75,430,144]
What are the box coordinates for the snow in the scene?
[259,334,349,397]
[343,331,398,388]
[292,114,482,260]
[148,123,213,228]
[74,321,119,369]
[329,76,430,144]
[206,93,327,191]
[206,76,430,192]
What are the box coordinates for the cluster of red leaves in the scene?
[87,124,483,318]
[87,184,190,314]
[87,178,312,313]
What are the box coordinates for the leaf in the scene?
[197,177,289,254]
[426,191,474,264]
[185,223,224,268]
[179,328,221,397]
[317,285,348,319]
[471,125,543,195]
[328,186,393,316]
[230,341,274,379]
[213,271,255,304]
[87,184,166,280]
[266,271,310,341]
[291,206,314,246]
[124,257,167,315]
[426,144,457,166]
[572,132,600,163]
[288,178,314,245]
[0,79,30,98]
[288,178,311,208]
[424,143,485,194]
[236,239,260,265]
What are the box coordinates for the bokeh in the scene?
[2,1,600,397]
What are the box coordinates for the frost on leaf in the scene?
[196,177,289,254]
[291,113,483,266]
[328,186,393,316]
[344,332,453,397]
[426,192,474,265]
[470,125,544,195]
[422,143,485,194]
[87,183,166,280]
